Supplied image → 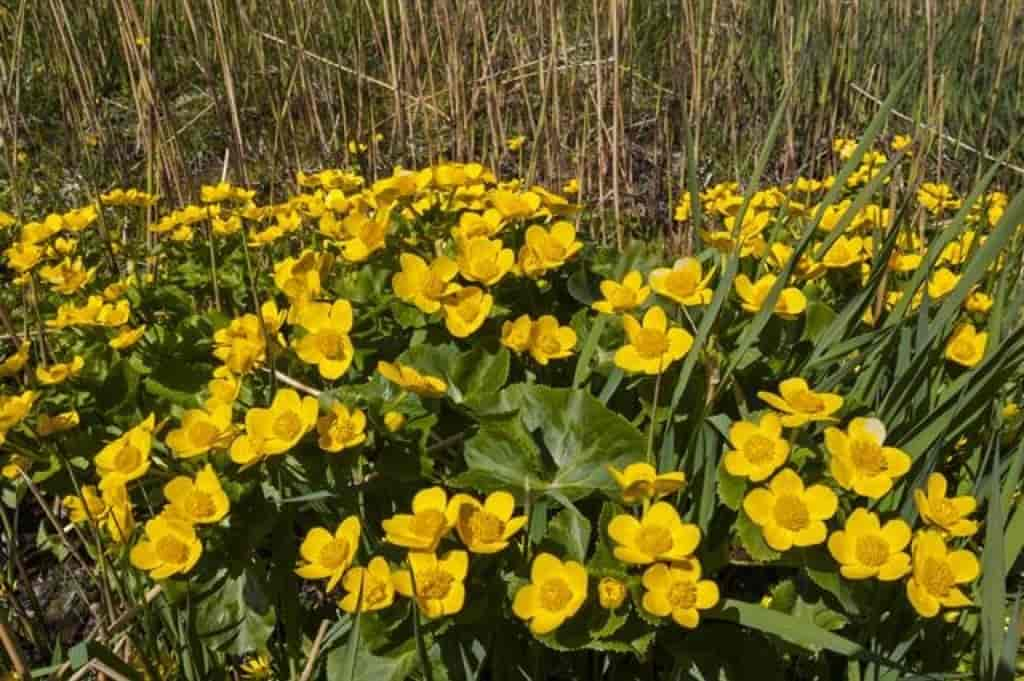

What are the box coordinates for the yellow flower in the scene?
[38,409,79,436]
[0,341,30,377]
[165,403,234,458]
[36,356,85,385]
[98,482,135,543]
[891,135,913,154]
[723,413,789,482]
[649,258,714,307]
[317,403,367,452]
[734,274,806,319]
[1,454,31,479]
[506,135,527,152]
[742,468,838,552]
[213,314,266,374]
[384,411,405,432]
[453,209,504,241]
[756,378,843,427]
[597,577,627,610]
[338,557,395,613]
[522,221,583,271]
[491,189,542,220]
[501,314,534,354]
[233,389,318,464]
[292,300,355,380]
[392,254,459,314]
[917,183,961,214]
[130,513,203,579]
[441,286,493,338]
[295,517,361,591]
[393,550,469,619]
[100,188,158,207]
[527,315,576,365]
[592,271,651,314]
[927,268,960,300]
[827,508,911,580]
[457,237,515,286]
[606,462,685,504]
[641,560,719,629]
[382,487,455,551]
[94,414,156,488]
[0,210,15,229]
[273,250,334,305]
[944,323,987,368]
[824,417,911,498]
[914,473,978,537]
[207,366,241,407]
[0,391,35,443]
[512,553,587,634]
[5,241,44,272]
[563,178,580,195]
[614,306,693,375]
[832,137,857,159]
[821,236,864,269]
[449,491,527,554]
[163,464,230,525]
[239,653,273,681]
[110,325,147,350]
[965,291,993,315]
[608,501,701,564]
[377,361,447,398]
[64,485,109,524]
[39,257,95,294]
[905,530,979,618]
[674,195,692,222]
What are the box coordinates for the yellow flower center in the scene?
[666,271,698,297]
[316,331,348,360]
[854,534,889,567]
[189,420,221,448]
[789,389,824,413]
[608,286,636,308]
[743,435,775,465]
[929,499,960,527]
[455,298,481,322]
[536,332,562,356]
[773,494,810,531]
[635,524,674,556]
[540,240,567,263]
[273,411,303,441]
[667,580,697,610]
[850,438,887,476]
[622,480,653,501]
[921,557,955,597]
[539,577,573,612]
[950,338,976,362]
[318,539,351,569]
[363,578,389,607]
[185,490,216,520]
[417,568,454,600]
[635,329,669,357]
[113,444,142,473]
[155,535,190,565]
[464,508,505,544]
[410,509,446,539]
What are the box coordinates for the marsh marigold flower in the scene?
[448,491,527,554]
[512,553,588,634]
[723,413,790,482]
[527,315,576,365]
[597,577,627,610]
[456,237,515,286]
[641,560,719,629]
[501,314,534,354]
[393,550,468,619]
[592,271,651,314]
[0,391,36,443]
[927,268,960,300]
[917,183,961,214]
[944,323,987,368]
[649,258,714,306]
[64,485,109,524]
[130,513,203,579]
[491,189,541,220]
[905,530,978,618]
[522,221,582,271]
[163,464,230,525]
[230,389,318,466]
[38,409,79,437]
[914,473,978,537]
[109,325,147,350]
[384,411,405,432]
[0,341,30,377]
[316,403,367,452]
[734,274,806,319]
[377,361,447,398]
[606,462,685,504]
[608,502,701,564]
[441,286,493,338]
[338,557,395,613]
[827,508,911,580]
[742,468,838,552]
[166,403,234,459]
[36,356,85,385]
[382,486,455,551]
[95,414,156,488]
[392,254,459,314]
[757,378,843,428]
[295,517,361,591]
[292,300,355,380]
[614,306,693,375]
[821,236,864,269]
[824,417,911,498]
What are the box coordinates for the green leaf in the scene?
[546,501,592,562]
[326,636,418,681]
[735,510,781,563]
[709,599,863,657]
[403,344,509,403]
[716,459,747,512]
[980,449,1007,679]
[193,565,276,655]
[463,384,645,500]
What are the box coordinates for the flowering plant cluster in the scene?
[1,132,1022,679]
